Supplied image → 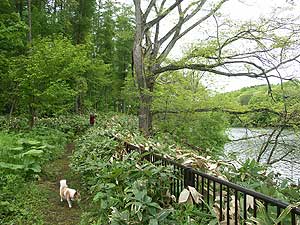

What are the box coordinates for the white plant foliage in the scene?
[188,186,203,204]
[246,195,254,210]
[178,186,203,205]
[178,188,193,204]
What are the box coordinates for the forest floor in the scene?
[37,143,85,225]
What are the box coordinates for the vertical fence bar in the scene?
[202,177,205,211]
[227,186,230,225]
[253,198,257,218]
[207,179,210,207]
[292,211,296,225]
[174,164,178,197]
[213,181,216,202]
[176,166,180,198]
[243,193,247,225]
[180,168,183,192]
[184,168,195,188]
[220,184,223,222]
[265,202,268,213]
[277,206,281,225]
[235,190,238,225]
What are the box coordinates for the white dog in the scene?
[59,179,81,208]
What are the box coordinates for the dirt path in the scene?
[38,143,83,225]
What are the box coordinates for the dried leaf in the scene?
[229,195,240,221]
[178,188,193,204]
[213,203,221,220]
[178,188,190,203]
[182,159,194,166]
[193,157,208,168]
[208,162,218,170]
[246,195,254,210]
[188,186,203,204]
[171,195,176,202]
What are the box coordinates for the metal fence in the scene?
[122,140,300,225]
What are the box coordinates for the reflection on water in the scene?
[224,128,300,184]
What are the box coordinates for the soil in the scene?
[37,143,84,225]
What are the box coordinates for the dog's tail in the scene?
[60,179,67,187]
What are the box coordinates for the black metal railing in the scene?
[121,139,300,225]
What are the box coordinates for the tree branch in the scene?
[145,0,185,30]
[154,52,300,80]
[144,0,156,20]
[153,107,281,116]
[157,0,227,63]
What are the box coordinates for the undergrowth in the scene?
[71,114,219,224]
[72,114,300,224]
[0,114,88,224]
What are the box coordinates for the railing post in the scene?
[184,167,195,187]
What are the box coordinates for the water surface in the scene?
[224,128,300,183]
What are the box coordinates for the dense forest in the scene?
[1,0,300,224]
[0,0,134,119]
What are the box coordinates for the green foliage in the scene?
[248,201,300,225]
[0,128,66,177]
[0,0,133,116]
[72,115,218,224]
[1,36,109,117]
[0,174,46,224]
[0,114,87,224]
[225,81,300,127]
[121,73,140,113]
[90,1,134,110]
[153,71,229,153]
[0,2,27,55]
[72,129,173,224]
[222,158,300,204]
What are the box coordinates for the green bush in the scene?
[72,115,218,224]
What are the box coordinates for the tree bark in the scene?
[133,0,154,136]
[29,95,36,128]
[138,81,154,136]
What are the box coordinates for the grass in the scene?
[1,142,87,225]
[36,143,86,225]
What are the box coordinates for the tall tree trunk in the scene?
[9,99,16,117]
[29,95,36,128]
[138,82,153,136]
[133,0,153,136]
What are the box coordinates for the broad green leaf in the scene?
[21,149,44,157]
[0,162,24,170]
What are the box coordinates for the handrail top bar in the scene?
[115,137,300,215]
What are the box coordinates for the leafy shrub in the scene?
[36,114,88,136]
[0,115,85,224]
[0,173,46,224]
[72,116,218,224]
[0,116,29,131]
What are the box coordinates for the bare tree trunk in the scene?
[138,82,153,136]
[133,0,153,136]
[75,94,83,114]
[9,99,16,117]
[29,95,36,128]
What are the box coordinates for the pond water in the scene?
[224,128,300,184]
